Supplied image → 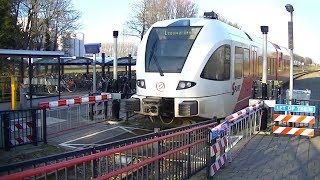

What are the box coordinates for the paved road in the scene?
[214,134,320,180]
[294,71,320,99]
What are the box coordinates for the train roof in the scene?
[150,17,289,55]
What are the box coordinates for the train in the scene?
[126,11,290,124]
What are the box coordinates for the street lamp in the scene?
[285,4,294,104]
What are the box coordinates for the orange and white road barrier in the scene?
[272,114,315,137]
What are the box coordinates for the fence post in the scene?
[91,146,98,178]
[2,113,11,151]
[207,129,216,179]
[42,108,47,144]
[31,109,38,146]
[187,129,192,177]
[153,128,160,180]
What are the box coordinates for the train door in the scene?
[231,41,250,112]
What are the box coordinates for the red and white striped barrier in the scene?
[273,114,315,137]
[11,135,33,145]
[210,153,227,176]
[273,114,315,124]
[210,136,227,157]
[9,119,34,145]
[38,93,111,109]
[272,126,314,137]
[226,101,263,123]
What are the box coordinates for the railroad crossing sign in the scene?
[274,104,316,113]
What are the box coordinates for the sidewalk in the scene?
[191,132,320,180]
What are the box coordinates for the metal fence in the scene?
[0,101,265,179]
[38,93,112,136]
[0,120,218,179]
[207,101,264,177]
[0,108,45,151]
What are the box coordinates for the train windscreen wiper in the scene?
[149,39,164,76]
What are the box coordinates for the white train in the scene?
[126,12,290,124]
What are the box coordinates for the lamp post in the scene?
[260,26,268,100]
[285,4,294,104]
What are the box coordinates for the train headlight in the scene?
[137,79,146,89]
[176,81,196,90]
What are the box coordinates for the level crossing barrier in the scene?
[37,93,112,135]
[207,100,264,178]
[272,114,315,137]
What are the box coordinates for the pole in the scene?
[93,53,97,93]
[285,4,294,105]
[288,13,294,104]
[10,75,16,110]
[260,26,269,100]
[113,31,118,80]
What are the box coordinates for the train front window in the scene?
[145,26,202,73]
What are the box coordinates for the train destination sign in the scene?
[274,104,316,113]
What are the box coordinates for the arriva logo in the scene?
[232,82,241,95]
[156,82,165,92]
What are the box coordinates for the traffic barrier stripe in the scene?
[272,126,314,137]
[273,114,315,124]
[10,121,32,131]
[210,153,227,176]
[227,101,263,122]
[210,136,227,157]
[38,93,111,109]
[11,135,33,145]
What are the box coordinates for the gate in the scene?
[0,108,45,151]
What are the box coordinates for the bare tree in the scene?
[15,0,80,50]
[125,0,198,40]
[101,42,138,57]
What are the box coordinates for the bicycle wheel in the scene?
[47,85,57,94]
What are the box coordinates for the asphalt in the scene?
[190,132,320,180]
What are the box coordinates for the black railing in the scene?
[0,108,46,151]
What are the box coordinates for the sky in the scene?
[73,0,320,62]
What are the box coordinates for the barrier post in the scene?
[42,108,47,144]
[207,129,216,179]
[104,100,108,119]
[112,100,120,120]
[89,103,94,121]
[260,107,268,130]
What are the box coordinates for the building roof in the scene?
[0,49,64,57]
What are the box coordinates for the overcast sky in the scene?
[73,0,320,62]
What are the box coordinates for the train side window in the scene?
[235,47,243,79]
[253,51,257,76]
[200,44,230,81]
[243,48,249,77]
